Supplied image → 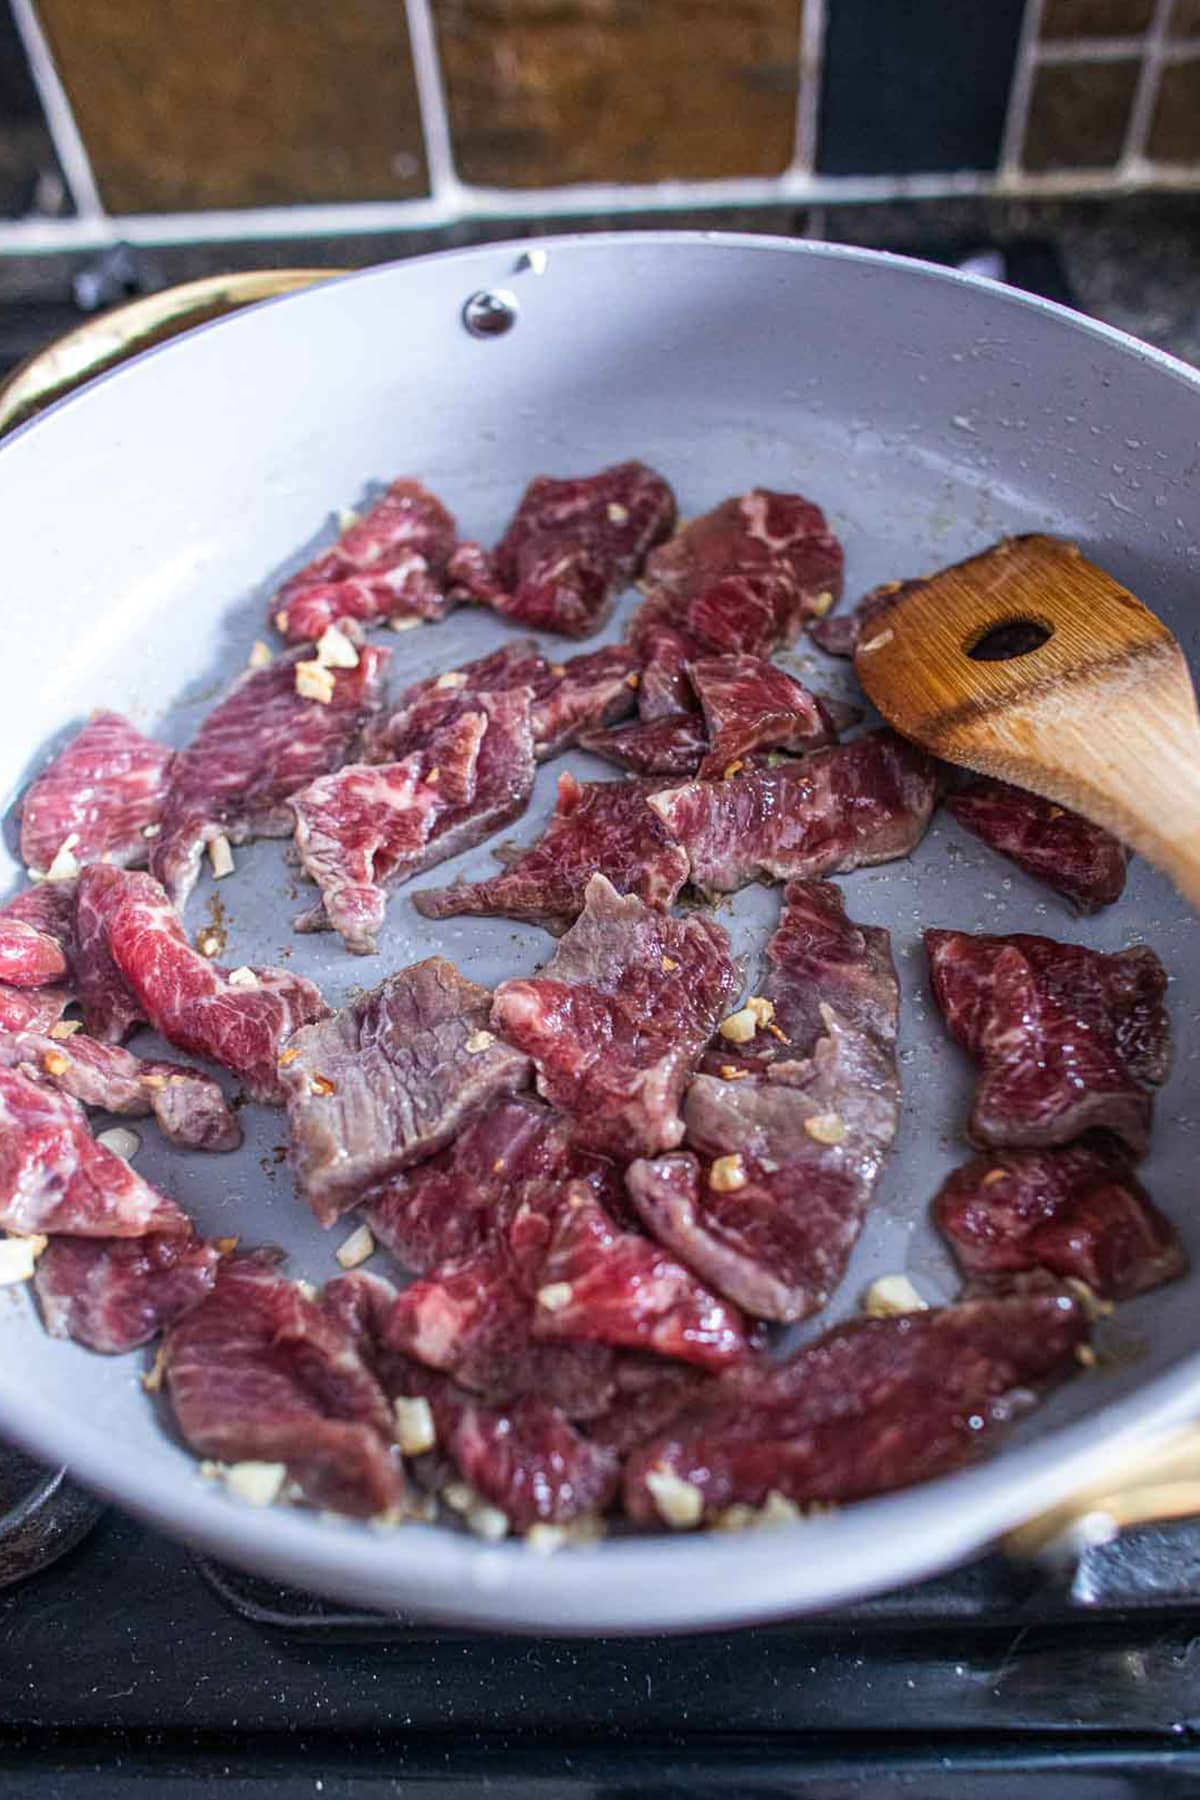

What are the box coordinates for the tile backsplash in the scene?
[0,0,1198,248]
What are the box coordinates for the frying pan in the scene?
[2,232,1200,1634]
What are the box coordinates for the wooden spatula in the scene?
[853,533,1200,908]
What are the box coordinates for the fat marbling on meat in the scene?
[272,478,458,641]
[152,642,388,908]
[690,653,837,778]
[628,879,901,1322]
[80,866,328,1103]
[577,713,709,779]
[448,460,676,638]
[648,728,939,893]
[20,711,175,878]
[926,928,1169,1155]
[35,1232,219,1354]
[414,772,690,932]
[164,1251,403,1517]
[933,1144,1184,1300]
[947,777,1128,912]
[282,957,530,1226]
[491,873,737,1160]
[624,1292,1088,1526]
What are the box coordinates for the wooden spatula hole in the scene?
[966,618,1052,662]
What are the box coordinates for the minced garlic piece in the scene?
[607,501,629,525]
[142,1344,167,1393]
[223,1461,287,1507]
[746,996,775,1028]
[722,759,745,780]
[295,659,336,704]
[0,1235,46,1285]
[213,1236,240,1256]
[464,1030,495,1054]
[981,1168,1007,1186]
[43,835,81,882]
[389,614,423,632]
[810,590,835,618]
[41,1049,70,1077]
[718,1006,757,1044]
[857,628,894,656]
[207,833,235,879]
[247,640,273,669]
[195,927,223,958]
[140,1073,167,1090]
[393,1395,436,1455]
[435,670,468,690]
[661,956,679,973]
[442,1480,477,1515]
[467,1503,510,1542]
[526,1523,567,1555]
[709,1153,747,1193]
[537,1281,574,1313]
[278,1045,301,1066]
[308,1073,336,1097]
[625,672,640,689]
[645,1468,703,1529]
[804,1111,846,1146]
[142,822,162,839]
[315,623,360,669]
[226,966,259,989]
[336,1223,375,1270]
[48,1019,83,1041]
[97,1126,140,1160]
[719,1064,750,1082]
[296,1279,318,1301]
[1076,1343,1098,1367]
[1062,1276,1114,1320]
[864,1273,928,1318]
[337,506,361,533]
[761,1491,803,1525]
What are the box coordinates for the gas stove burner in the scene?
[0,1443,103,1586]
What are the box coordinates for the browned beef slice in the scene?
[491,873,736,1159]
[623,1293,1089,1525]
[925,929,1169,1154]
[414,772,689,932]
[282,957,530,1226]
[648,729,938,893]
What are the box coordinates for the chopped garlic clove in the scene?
[536,1281,574,1313]
[393,1395,436,1455]
[96,1126,141,1161]
[337,506,361,533]
[435,670,468,690]
[0,1235,46,1285]
[223,1461,287,1507]
[467,1503,510,1542]
[47,1020,83,1040]
[863,1273,928,1318]
[226,966,259,989]
[43,835,81,882]
[336,1223,375,1270]
[804,1111,846,1146]
[247,640,273,669]
[645,1467,704,1529]
[525,1523,567,1555]
[389,614,423,633]
[314,623,360,670]
[207,834,235,879]
[718,1006,757,1044]
[709,1153,747,1194]
[464,1030,495,1054]
[295,660,336,704]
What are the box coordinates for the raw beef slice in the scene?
[578,714,709,779]
[35,1231,219,1354]
[448,460,676,637]
[152,642,388,908]
[624,1293,1088,1525]
[926,929,1170,1155]
[690,653,837,778]
[164,1252,403,1517]
[80,865,328,1103]
[73,865,145,1044]
[933,1144,1184,1300]
[20,711,175,876]
[414,772,690,932]
[1,1028,241,1152]
[648,729,938,892]
[492,873,737,1159]
[0,916,67,988]
[629,880,901,1322]
[282,957,530,1226]
[947,777,1128,912]
[272,478,458,640]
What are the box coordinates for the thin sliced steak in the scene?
[636,624,697,721]
[624,1292,1088,1525]
[648,729,938,893]
[933,1145,1185,1299]
[414,773,689,932]
[81,865,328,1103]
[0,1064,186,1237]
[925,929,1169,1154]
[152,643,388,908]
[578,714,708,778]
[492,873,736,1159]
[164,1252,402,1517]
[947,777,1128,912]
[529,644,640,757]
[35,1231,218,1354]
[0,984,71,1035]
[631,880,900,1322]
[282,957,530,1226]
[20,711,175,877]
[363,640,545,764]
[0,1029,240,1152]
[449,461,676,637]
[689,654,837,779]
[272,478,458,640]
[630,489,843,661]
[526,1187,752,1372]
[73,865,145,1043]
[0,917,67,988]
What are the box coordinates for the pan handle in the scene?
[0,267,344,437]
[1005,1427,1200,1565]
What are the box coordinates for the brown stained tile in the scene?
[1040,0,1153,36]
[1148,57,1200,159]
[432,0,805,187]
[35,0,428,212]
[1022,59,1140,170]
[1170,0,1200,35]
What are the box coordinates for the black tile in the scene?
[817,0,1027,175]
